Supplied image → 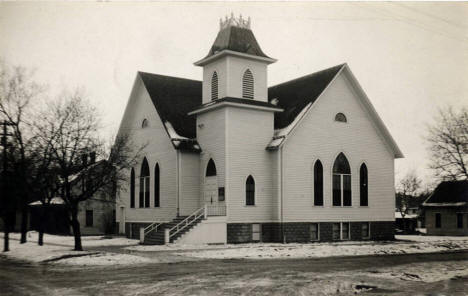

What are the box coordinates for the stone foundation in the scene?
[124,222,151,240]
[227,221,394,243]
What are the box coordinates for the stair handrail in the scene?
[143,221,163,236]
[168,206,206,239]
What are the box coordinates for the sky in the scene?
[1,2,467,188]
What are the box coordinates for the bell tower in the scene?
[194,14,276,104]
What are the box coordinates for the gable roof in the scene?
[268,64,345,130]
[138,72,202,152]
[266,64,404,159]
[204,26,271,60]
[423,180,468,206]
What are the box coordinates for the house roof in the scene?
[138,72,202,152]
[204,26,271,60]
[268,64,345,130]
[423,180,468,206]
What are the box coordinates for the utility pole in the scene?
[1,120,15,252]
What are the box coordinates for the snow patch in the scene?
[164,121,188,140]
[53,252,153,266]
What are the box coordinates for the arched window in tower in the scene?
[139,158,150,208]
[154,163,160,207]
[246,175,255,205]
[130,168,135,208]
[332,153,351,206]
[314,160,323,206]
[206,159,217,177]
[211,71,218,101]
[242,69,254,99]
[360,163,368,206]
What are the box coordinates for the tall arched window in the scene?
[360,163,368,206]
[332,153,351,206]
[139,158,150,208]
[246,175,255,206]
[211,72,218,101]
[130,168,135,208]
[242,69,254,99]
[154,163,160,207]
[314,160,323,206]
[206,159,217,177]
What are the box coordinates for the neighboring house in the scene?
[116,15,403,245]
[422,180,468,236]
[29,155,116,235]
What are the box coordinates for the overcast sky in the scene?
[1,2,467,187]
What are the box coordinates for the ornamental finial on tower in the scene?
[219,13,251,30]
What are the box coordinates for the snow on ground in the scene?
[3,231,138,247]
[0,235,90,263]
[178,237,468,260]
[54,252,154,266]
[396,234,468,242]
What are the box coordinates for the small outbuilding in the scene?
[422,180,468,236]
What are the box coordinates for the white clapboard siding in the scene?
[116,75,177,223]
[197,108,227,204]
[282,71,395,222]
[179,152,201,216]
[226,107,276,223]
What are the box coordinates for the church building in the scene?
[115,15,403,244]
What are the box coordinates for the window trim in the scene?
[139,158,150,208]
[361,222,370,239]
[313,160,324,206]
[252,223,261,242]
[456,213,463,229]
[360,163,368,207]
[245,175,255,206]
[332,222,351,240]
[310,223,320,241]
[435,213,442,228]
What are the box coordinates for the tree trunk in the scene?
[70,206,82,251]
[38,205,46,246]
[2,216,10,252]
[20,203,28,244]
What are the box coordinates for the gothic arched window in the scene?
[332,153,351,206]
[246,175,255,205]
[130,168,135,208]
[154,163,160,207]
[139,158,150,208]
[314,160,323,206]
[242,69,254,99]
[206,159,217,177]
[211,72,218,101]
[360,163,368,206]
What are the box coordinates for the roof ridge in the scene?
[138,71,201,83]
[269,63,346,90]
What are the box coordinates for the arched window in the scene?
[154,163,160,207]
[130,168,135,208]
[242,69,254,99]
[141,118,148,128]
[246,175,255,205]
[314,160,323,206]
[332,153,351,206]
[139,158,150,208]
[360,163,368,206]
[206,159,217,177]
[335,113,347,123]
[211,72,218,101]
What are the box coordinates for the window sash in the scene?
[333,174,351,206]
[85,210,93,227]
[314,162,323,206]
[361,222,370,238]
[342,223,350,240]
[435,213,442,228]
[332,174,341,206]
[332,223,340,240]
[457,213,463,229]
[310,223,319,241]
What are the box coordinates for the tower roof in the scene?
[195,15,274,65]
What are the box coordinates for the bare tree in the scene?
[38,92,142,250]
[396,171,422,219]
[427,107,468,181]
[0,61,44,247]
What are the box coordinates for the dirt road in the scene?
[1,251,467,295]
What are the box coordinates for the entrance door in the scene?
[204,176,218,205]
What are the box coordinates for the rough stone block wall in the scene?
[319,222,333,242]
[283,223,311,243]
[350,222,363,240]
[262,223,282,242]
[370,221,394,240]
[227,223,252,243]
[125,222,151,240]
